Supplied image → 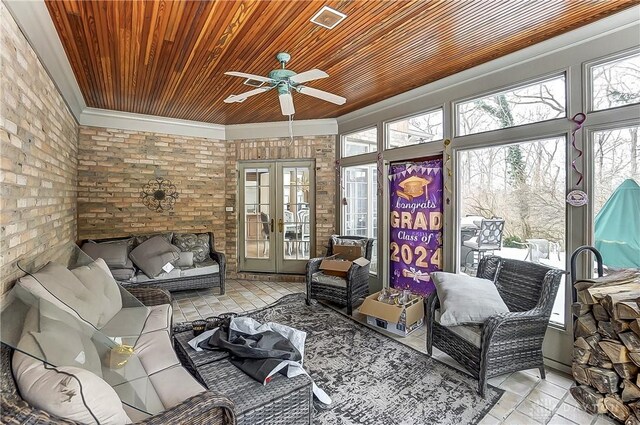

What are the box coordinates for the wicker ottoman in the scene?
[174,331,313,425]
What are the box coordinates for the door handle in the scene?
[278,218,284,233]
[270,218,274,232]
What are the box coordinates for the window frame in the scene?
[584,47,640,114]
[453,71,568,138]
[341,126,378,159]
[454,131,570,328]
[340,163,379,276]
[385,107,444,151]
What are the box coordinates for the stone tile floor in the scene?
[172,279,612,425]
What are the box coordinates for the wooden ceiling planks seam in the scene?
[44,0,638,124]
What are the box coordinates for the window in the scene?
[342,128,377,158]
[592,125,640,269]
[456,75,566,136]
[590,52,640,111]
[457,137,566,325]
[342,164,378,274]
[387,109,443,149]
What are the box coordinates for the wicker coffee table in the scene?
[174,330,313,425]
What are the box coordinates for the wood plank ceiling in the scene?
[46,0,636,125]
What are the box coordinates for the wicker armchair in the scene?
[0,287,237,425]
[425,256,565,396]
[306,235,374,315]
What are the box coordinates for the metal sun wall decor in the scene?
[141,177,178,213]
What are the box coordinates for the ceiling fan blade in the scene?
[224,71,275,84]
[289,69,329,85]
[297,86,346,105]
[224,87,272,103]
[279,92,295,116]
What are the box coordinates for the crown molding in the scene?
[80,108,338,140]
[226,119,338,140]
[336,5,640,127]
[80,108,227,140]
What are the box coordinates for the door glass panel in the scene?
[342,164,378,275]
[593,125,640,269]
[457,137,566,326]
[283,167,311,260]
[244,168,270,259]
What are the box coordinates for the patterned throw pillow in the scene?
[172,233,210,263]
[133,232,173,247]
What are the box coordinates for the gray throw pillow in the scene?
[81,240,131,268]
[133,232,174,247]
[175,251,194,268]
[173,233,210,263]
[129,236,180,278]
[431,272,509,326]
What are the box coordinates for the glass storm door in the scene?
[239,161,314,274]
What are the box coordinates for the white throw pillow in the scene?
[17,262,103,328]
[12,351,131,425]
[71,258,123,327]
[431,272,509,326]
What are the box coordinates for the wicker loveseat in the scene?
[0,286,236,425]
[82,231,226,294]
[425,256,564,396]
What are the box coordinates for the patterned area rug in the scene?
[242,293,503,425]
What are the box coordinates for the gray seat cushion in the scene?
[434,309,483,348]
[311,271,347,288]
[180,258,219,278]
[129,236,180,278]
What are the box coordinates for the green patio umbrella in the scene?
[594,178,640,269]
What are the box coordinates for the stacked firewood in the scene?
[571,270,640,424]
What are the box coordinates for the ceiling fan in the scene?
[223,52,346,116]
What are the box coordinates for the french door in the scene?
[239,160,315,274]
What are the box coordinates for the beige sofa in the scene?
[2,255,234,424]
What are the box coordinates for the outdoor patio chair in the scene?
[463,218,505,268]
[260,212,270,255]
[425,256,564,396]
[306,235,374,315]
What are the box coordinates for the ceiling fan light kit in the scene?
[223,52,346,116]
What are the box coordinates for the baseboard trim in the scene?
[544,357,571,375]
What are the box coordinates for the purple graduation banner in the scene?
[389,159,443,296]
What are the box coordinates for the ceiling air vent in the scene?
[310,6,346,30]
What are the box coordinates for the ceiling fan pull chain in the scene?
[288,114,294,145]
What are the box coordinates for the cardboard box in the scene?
[358,291,425,337]
[333,244,363,260]
[319,256,352,278]
[319,246,370,278]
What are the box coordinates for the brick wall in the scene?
[0,3,78,293]
[76,127,227,252]
[225,136,337,275]
[76,130,336,277]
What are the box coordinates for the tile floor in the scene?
[172,279,612,425]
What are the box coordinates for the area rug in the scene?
[240,293,503,425]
